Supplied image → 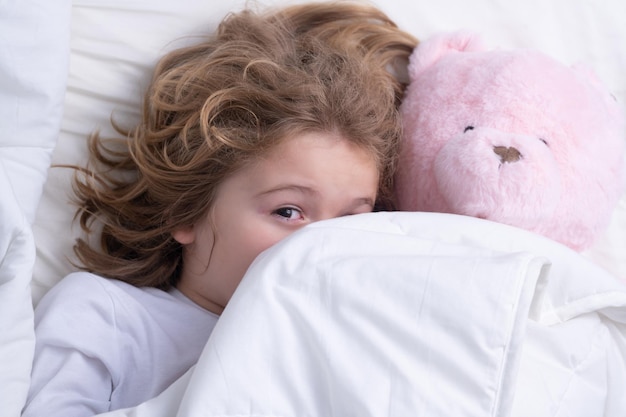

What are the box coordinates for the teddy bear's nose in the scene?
[493,146,522,163]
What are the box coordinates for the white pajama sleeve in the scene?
[22,277,118,417]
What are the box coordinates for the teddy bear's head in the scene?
[395,31,625,251]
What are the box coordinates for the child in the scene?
[22,1,417,416]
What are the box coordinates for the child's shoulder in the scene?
[42,270,176,300]
[35,271,215,329]
[45,270,115,292]
[37,271,134,310]
[34,272,151,326]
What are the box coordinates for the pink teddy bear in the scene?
[395,31,625,251]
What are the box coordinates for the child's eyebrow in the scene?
[256,186,375,208]
[255,184,317,197]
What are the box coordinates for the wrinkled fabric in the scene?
[0,0,71,414]
[97,212,626,417]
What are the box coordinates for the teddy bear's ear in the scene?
[408,31,485,80]
[571,62,624,116]
[571,62,604,88]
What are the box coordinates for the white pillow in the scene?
[32,0,626,306]
[0,0,70,222]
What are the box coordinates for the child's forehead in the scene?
[259,130,379,161]
[231,132,378,177]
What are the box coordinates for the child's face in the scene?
[173,131,379,314]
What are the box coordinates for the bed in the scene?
[1,0,625,416]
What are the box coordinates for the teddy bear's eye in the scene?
[464,126,474,133]
[539,138,549,146]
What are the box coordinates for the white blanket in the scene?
[0,0,71,415]
[97,212,626,417]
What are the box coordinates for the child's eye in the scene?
[272,207,304,221]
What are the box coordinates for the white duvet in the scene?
[2,0,626,416]
[89,212,626,417]
[1,0,71,415]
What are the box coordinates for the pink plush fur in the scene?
[395,31,626,251]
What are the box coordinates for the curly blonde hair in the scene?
[72,1,418,288]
